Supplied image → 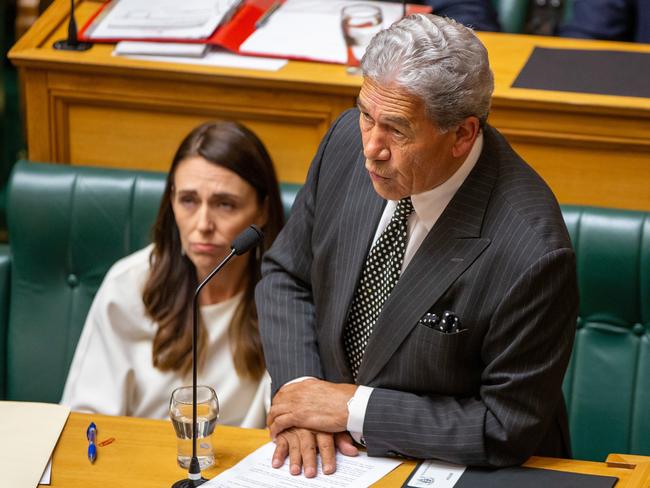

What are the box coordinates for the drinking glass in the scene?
[341,4,383,75]
[169,385,219,470]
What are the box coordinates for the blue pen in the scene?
[87,422,97,463]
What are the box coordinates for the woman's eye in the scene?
[180,196,196,205]
[217,201,235,210]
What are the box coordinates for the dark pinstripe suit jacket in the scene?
[256,109,578,467]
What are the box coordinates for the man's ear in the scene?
[451,116,480,159]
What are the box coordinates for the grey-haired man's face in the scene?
[357,78,465,200]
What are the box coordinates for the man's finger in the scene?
[317,432,337,475]
[286,430,303,475]
[335,432,359,457]
[297,429,318,478]
[269,413,295,439]
[272,435,289,468]
[267,405,289,431]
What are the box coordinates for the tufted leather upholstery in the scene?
[0,161,647,463]
[4,161,166,402]
[561,207,650,461]
[0,161,300,403]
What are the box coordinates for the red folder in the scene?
[79,0,431,63]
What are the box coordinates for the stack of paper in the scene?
[239,0,404,64]
[205,441,402,487]
[0,402,70,488]
[86,0,242,40]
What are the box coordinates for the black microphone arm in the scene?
[53,0,92,51]
[172,225,264,488]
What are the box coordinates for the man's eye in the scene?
[180,196,197,205]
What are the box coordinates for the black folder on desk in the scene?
[403,464,618,488]
[512,46,650,98]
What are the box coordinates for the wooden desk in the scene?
[45,412,650,487]
[10,0,650,210]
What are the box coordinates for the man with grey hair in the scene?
[257,14,577,477]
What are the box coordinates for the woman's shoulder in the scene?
[90,245,155,336]
[103,245,153,283]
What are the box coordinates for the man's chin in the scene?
[370,179,405,201]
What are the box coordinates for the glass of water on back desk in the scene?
[341,4,383,75]
[170,385,219,469]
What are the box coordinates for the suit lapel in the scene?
[357,133,499,385]
[328,150,386,377]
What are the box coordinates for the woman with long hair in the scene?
[61,121,284,426]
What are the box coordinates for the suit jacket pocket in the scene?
[386,325,471,394]
[411,325,469,369]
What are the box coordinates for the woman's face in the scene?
[171,156,267,280]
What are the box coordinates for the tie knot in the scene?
[394,197,414,221]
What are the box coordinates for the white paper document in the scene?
[88,0,242,40]
[115,48,288,71]
[404,459,466,488]
[39,459,52,485]
[239,0,403,63]
[115,41,210,57]
[0,402,70,488]
[205,441,402,487]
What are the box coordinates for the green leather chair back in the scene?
[5,161,166,402]
[493,0,529,33]
[561,206,650,461]
[0,243,9,397]
[492,0,575,33]
[4,162,300,403]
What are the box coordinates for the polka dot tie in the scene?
[344,197,414,380]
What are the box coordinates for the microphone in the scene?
[172,225,263,488]
[232,225,264,255]
[53,0,92,51]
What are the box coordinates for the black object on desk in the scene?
[512,47,650,98]
[53,0,92,51]
[403,463,618,488]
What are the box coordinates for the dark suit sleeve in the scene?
[256,114,349,395]
[428,0,501,32]
[363,247,578,467]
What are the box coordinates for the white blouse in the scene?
[61,246,270,427]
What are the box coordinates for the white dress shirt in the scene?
[347,132,484,442]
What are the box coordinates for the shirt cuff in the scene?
[346,385,373,445]
[282,376,317,387]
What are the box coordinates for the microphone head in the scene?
[231,225,264,256]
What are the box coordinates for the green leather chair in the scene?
[0,161,300,402]
[0,161,648,463]
[561,207,650,461]
[493,0,529,33]
[492,0,574,33]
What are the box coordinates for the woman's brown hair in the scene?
[142,121,284,380]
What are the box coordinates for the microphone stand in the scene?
[172,225,263,487]
[53,0,92,51]
[172,249,236,488]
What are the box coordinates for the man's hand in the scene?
[267,379,358,438]
[272,428,358,477]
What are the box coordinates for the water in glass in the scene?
[170,386,219,470]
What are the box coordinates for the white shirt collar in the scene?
[410,131,483,232]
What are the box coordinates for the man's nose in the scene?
[363,128,390,161]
